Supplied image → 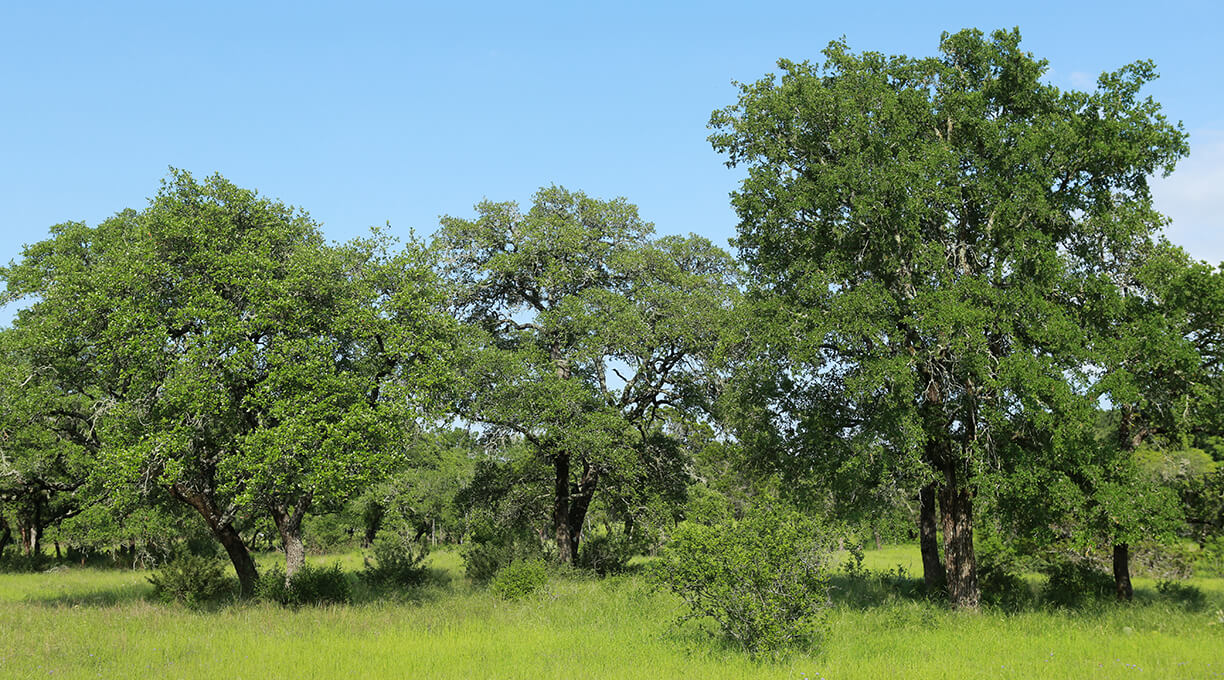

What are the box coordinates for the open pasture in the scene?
[2,547,1222,680]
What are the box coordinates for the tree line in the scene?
[2,28,1221,609]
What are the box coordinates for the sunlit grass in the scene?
[2,546,1222,679]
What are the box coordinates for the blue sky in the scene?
[3,0,1222,322]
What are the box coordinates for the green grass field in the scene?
[2,546,1222,679]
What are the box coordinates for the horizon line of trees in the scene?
[2,28,1222,609]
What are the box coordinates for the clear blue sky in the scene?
[3,0,1222,322]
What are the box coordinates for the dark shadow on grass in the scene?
[350,565,458,605]
[828,567,1224,616]
[828,572,935,610]
[21,584,157,608]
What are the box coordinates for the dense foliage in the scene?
[650,505,837,655]
[710,27,1194,607]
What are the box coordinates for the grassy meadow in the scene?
[2,546,1223,680]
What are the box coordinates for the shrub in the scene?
[1156,579,1207,610]
[461,517,546,584]
[361,532,430,588]
[576,532,635,576]
[489,560,549,600]
[649,505,836,656]
[147,554,233,605]
[1196,536,1224,577]
[977,545,1031,610]
[1041,558,1114,608]
[257,563,351,606]
[0,551,54,574]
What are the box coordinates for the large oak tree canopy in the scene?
[435,186,739,564]
[2,170,456,592]
[711,28,1188,608]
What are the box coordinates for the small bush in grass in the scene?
[489,560,548,600]
[1041,558,1114,608]
[361,532,429,588]
[147,554,233,605]
[258,564,351,606]
[1156,579,1207,610]
[649,505,836,656]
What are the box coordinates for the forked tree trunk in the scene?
[171,483,259,597]
[938,464,979,609]
[1113,543,1133,601]
[918,483,946,591]
[552,452,599,565]
[270,497,311,582]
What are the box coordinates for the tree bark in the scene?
[554,452,575,564]
[0,516,11,557]
[270,497,310,582]
[1113,543,1133,601]
[1114,409,1140,600]
[552,452,599,564]
[938,464,979,609]
[171,483,259,596]
[568,461,598,560]
[918,482,946,591]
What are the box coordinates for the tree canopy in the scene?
[710,27,1188,607]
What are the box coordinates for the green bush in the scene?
[361,532,430,588]
[977,548,1031,610]
[147,554,233,605]
[461,517,546,584]
[489,560,549,600]
[0,551,54,573]
[649,505,836,656]
[1156,579,1207,610]
[576,532,635,576]
[257,563,351,606]
[1196,536,1224,577]
[1041,558,1114,608]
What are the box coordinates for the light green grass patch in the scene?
[2,547,1222,679]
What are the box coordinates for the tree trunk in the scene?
[552,452,600,564]
[26,523,40,557]
[270,498,310,582]
[938,466,979,609]
[0,516,11,557]
[1113,543,1133,601]
[171,483,259,597]
[567,462,598,561]
[554,452,575,564]
[918,482,946,591]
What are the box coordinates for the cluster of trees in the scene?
[2,29,1221,609]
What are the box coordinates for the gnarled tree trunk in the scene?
[270,496,311,582]
[938,463,979,609]
[171,483,259,597]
